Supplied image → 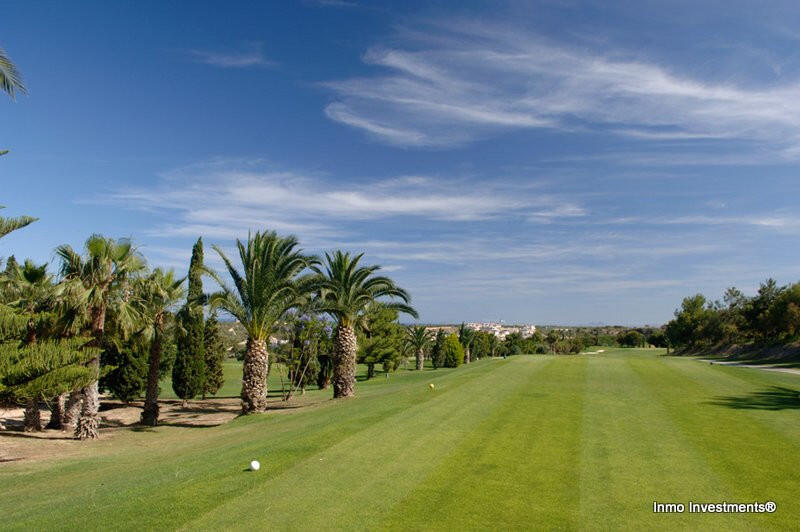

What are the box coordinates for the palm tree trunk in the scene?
[75,372,100,440]
[465,347,471,364]
[45,393,66,429]
[317,370,330,390]
[141,319,163,426]
[333,325,357,398]
[366,362,375,379]
[63,390,82,431]
[24,322,37,346]
[416,348,424,370]
[23,398,42,432]
[241,338,269,414]
[76,304,106,440]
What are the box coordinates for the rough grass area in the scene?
[1,349,799,530]
[688,344,800,370]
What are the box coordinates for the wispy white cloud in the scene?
[95,159,586,244]
[604,213,800,232]
[323,20,800,154]
[93,155,799,323]
[188,42,274,68]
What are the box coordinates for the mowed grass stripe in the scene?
[628,354,800,530]
[665,356,800,443]
[180,358,548,530]
[579,351,743,531]
[377,356,587,531]
[0,362,499,531]
[3,351,799,531]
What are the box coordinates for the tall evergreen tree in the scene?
[431,329,446,369]
[172,238,205,405]
[0,338,99,431]
[202,312,225,398]
[139,269,184,425]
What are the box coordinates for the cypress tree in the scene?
[172,238,205,404]
[202,312,225,398]
[431,329,446,369]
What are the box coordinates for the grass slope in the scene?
[1,349,799,530]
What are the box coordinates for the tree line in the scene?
[1,55,434,437]
[664,278,800,351]
[0,219,431,437]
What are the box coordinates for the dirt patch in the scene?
[0,397,241,464]
[1,391,332,465]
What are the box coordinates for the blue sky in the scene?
[3,0,800,325]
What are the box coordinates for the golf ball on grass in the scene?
[249,460,260,471]
[429,383,435,390]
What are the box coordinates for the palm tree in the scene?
[138,268,184,426]
[0,206,37,240]
[0,48,26,100]
[204,231,317,414]
[487,333,500,358]
[56,235,145,439]
[405,325,431,371]
[458,323,475,364]
[313,251,417,398]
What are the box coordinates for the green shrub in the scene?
[102,343,147,403]
[618,330,646,348]
[442,334,464,368]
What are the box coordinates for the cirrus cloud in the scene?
[323,20,800,155]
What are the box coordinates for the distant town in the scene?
[426,322,538,340]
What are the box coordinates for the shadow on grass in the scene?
[164,406,239,415]
[0,431,75,441]
[709,386,800,411]
[99,402,136,412]
[130,422,221,430]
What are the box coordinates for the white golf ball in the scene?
[429,383,435,390]
[250,460,260,471]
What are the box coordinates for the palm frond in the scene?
[0,205,37,240]
[315,250,417,326]
[0,48,27,100]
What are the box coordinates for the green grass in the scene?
[157,359,412,399]
[158,359,245,399]
[2,349,799,530]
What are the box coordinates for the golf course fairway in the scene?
[1,349,798,530]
